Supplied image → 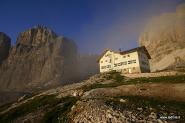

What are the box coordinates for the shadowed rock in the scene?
[0,26,77,91]
[0,32,11,65]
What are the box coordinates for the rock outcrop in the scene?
[0,73,185,123]
[0,32,11,65]
[139,4,185,71]
[0,26,78,91]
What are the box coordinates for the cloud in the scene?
[76,0,182,54]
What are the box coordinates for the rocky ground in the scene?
[0,71,185,123]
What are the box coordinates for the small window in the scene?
[107,65,111,68]
[123,56,126,58]
[133,67,135,70]
[122,61,127,65]
[128,55,130,57]
[101,61,103,63]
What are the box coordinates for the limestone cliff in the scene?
[0,26,77,91]
[0,32,11,65]
[139,4,185,71]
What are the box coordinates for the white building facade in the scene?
[98,46,151,73]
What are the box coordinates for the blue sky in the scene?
[0,0,183,54]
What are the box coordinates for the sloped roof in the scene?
[97,46,151,63]
[97,49,112,62]
[120,46,151,59]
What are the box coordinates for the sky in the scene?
[0,0,183,54]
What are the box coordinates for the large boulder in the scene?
[139,4,185,71]
[0,32,11,64]
[0,26,78,91]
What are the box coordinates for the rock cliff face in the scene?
[0,26,77,91]
[0,32,11,65]
[139,4,185,71]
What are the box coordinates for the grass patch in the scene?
[82,71,125,91]
[42,96,78,123]
[105,71,124,82]
[0,95,62,123]
[82,73,185,92]
[106,95,185,122]
[106,96,185,112]
[0,102,13,113]
[127,74,185,84]
[82,82,124,92]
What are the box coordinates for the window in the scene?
[105,60,107,62]
[101,66,106,69]
[128,55,130,57]
[118,63,122,66]
[109,59,111,63]
[123,56,126,58]
[122,61,127,65]
[133,67,135,70]
[128,60,136,64]
[101,61,103,63]
[107,65,111,68]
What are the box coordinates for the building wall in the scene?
[99,50,114,73]
[99,50,149,73]
[138,51,150,73]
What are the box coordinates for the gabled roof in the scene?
[97,49,113,62]
[97,46,151,63]
[120,46,151,59]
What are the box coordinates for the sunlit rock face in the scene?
[0,26,78,91]
[0,32,11,65]
[139,4,185,71]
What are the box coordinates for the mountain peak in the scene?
[16,25,57,46]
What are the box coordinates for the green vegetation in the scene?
[106,95,185,122]
[0,102,13,113]
[82,71,125,91]
[82,73,185,92]
[0,95,62,123]
[106,96,185,112]
[105,71,124,82]
[42,96,78,123]
[0,95,79,123]
[126,74,185,84]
